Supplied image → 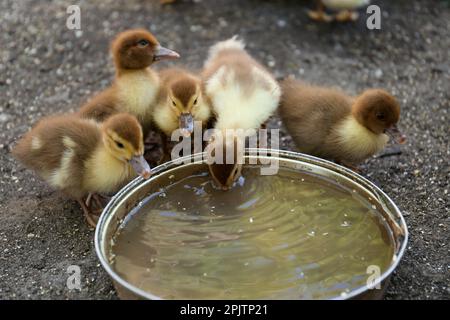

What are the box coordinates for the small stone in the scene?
[190,25,202,32]
[277,19,287,28]
[218,18,228,28]
[374,69,383,78]
[0,113,11,123]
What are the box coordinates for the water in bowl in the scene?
[111,166,394,299]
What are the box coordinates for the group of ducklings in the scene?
[13,28,404,228]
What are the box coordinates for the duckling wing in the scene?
[203,49,280,130]
[279,79,352,156]
[78,87,120,122]
[12,116,101,199]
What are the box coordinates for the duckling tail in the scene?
[205,35,246,66]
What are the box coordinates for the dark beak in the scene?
[207,139,243,190]
[179,113,194,137]
[384,125,406,144]
[153,45,180,62]
[129,155,152,179]
[208,163,241,191]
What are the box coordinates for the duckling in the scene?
[78,29,180,136]
[153,68,211,159]
[202,37,281,189]
[12,113,151,227]
[279,78,406,168]
[308,0,370,22]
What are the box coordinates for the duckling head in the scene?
[168,76,206,137]
[112,29,180,70]
[102,113,152,179]
[352,89,406,143]
[207,134,243,190]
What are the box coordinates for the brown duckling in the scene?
[202,37,281,189]
[78,29,179,136]
[12,113,151,227]
[153,68,211,158]
[279,78,405,167]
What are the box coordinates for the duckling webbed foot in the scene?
[85,193,110,214]
[337,160,361,173]
[308,2,333,22]
[77,199,99,228]
[335,10,359,22]
[308,10,333,22]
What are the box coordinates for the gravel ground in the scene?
[0,0,448,300]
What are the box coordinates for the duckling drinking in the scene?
[78,29,180,136]
[153,68,211,159]
[279,77,405,167]
[12,113,151,227]
[202,37,281,189]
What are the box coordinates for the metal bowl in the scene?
[95,149,408,300]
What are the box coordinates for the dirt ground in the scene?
[0,0,448,300]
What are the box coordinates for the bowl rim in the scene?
[95,148,408,300]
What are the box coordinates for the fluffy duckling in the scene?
[153,68,211,162]
[12,113,151,227]
[202,37,281,189]
[154,68,211,138]
[279,78,405,167]
[78,29,179,136]
[308,0,370,22]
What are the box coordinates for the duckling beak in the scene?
[179,113,194,137]
[384,125,406,144]
[153,45,180,62]
[208,163,241,191]
[130,155,152,179]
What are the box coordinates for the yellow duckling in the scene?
[153,68,211,158]
[202,37,281,189]
[12,113,151,227]
[78,29,179,136]
[309,0,371,22]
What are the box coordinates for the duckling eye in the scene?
[376,113,386,121]
[137,39,149,47]
[116,141,124,149]
[172,100,177,107]
[193,98,198,105]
